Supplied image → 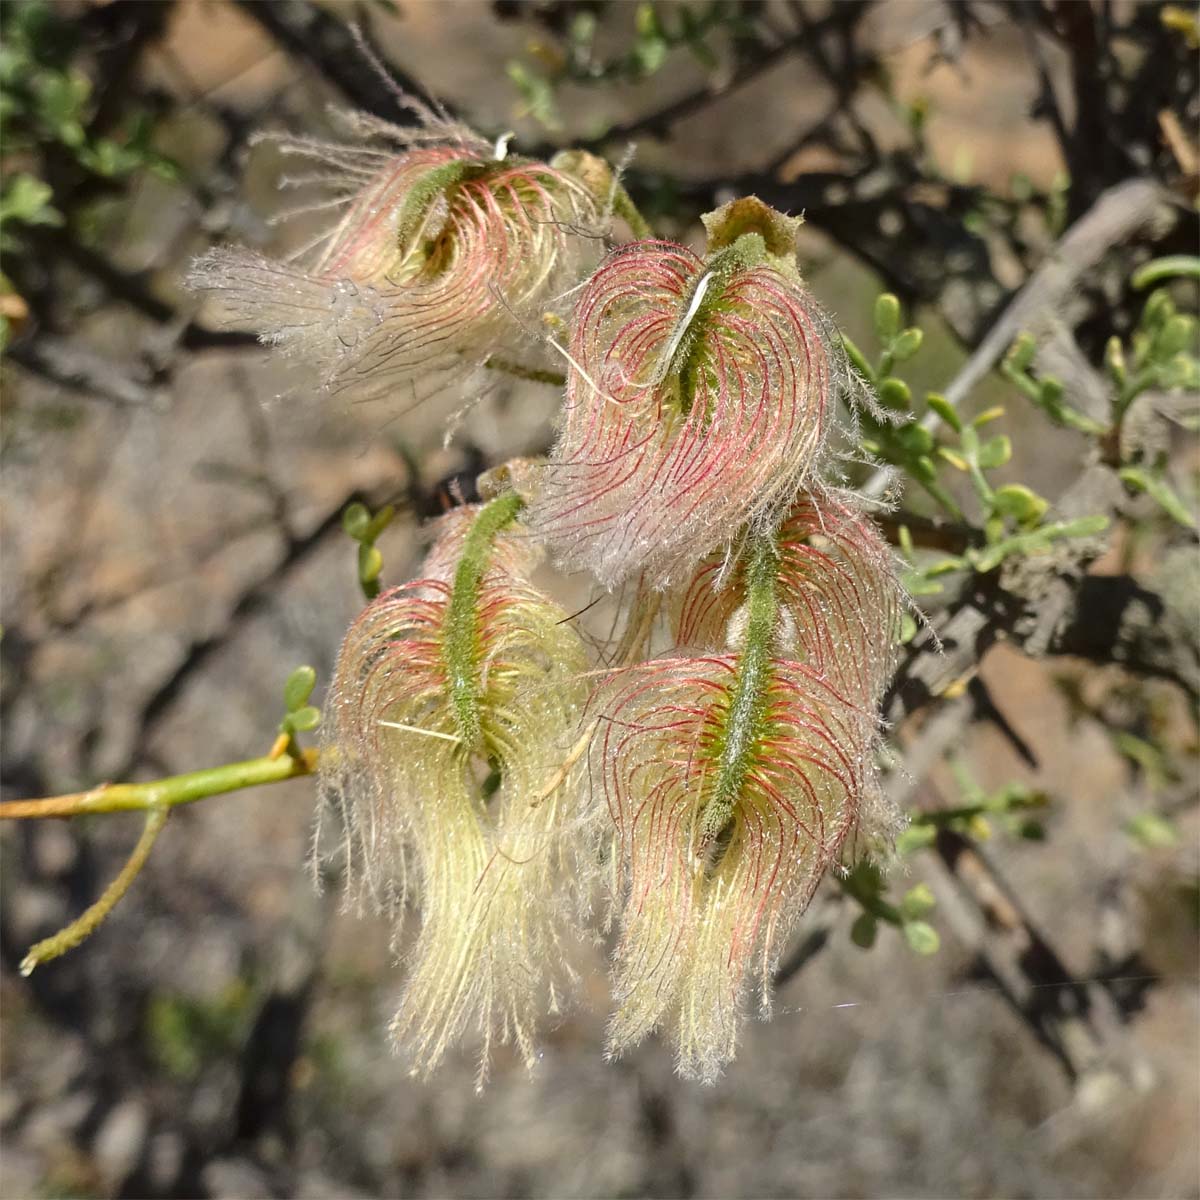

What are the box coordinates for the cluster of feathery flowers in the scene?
[194,111,908,1085]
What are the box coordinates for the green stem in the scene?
[920,478,965,522]
[611,183,653,239]
[441,491,525,749]
[0,750,317,820]
[1115,367,1161,420]
[20,809,169,974]
[701,531,780,850]
[3,747,319,974]
[839,872,904,926]
[483,356,567,387]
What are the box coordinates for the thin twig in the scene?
[0,749,317,821]
[19,809,169,975]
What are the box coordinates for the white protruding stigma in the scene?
[656,271,713,382]
[547,336,623,408]
[378,720,462,743]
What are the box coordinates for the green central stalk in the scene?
[441,491,525,750]
[667,232,768,418]
[700,531,780,851]
[395,159,497,260]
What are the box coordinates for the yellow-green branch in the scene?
[20,808,168,975]
[2,747,319,973]
[0,748,318,820]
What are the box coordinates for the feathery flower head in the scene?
[673,488,905,707]
[189,106,603,407]
[318,492,596,1084]
[530,197,842,588]
[594,531,893,1082]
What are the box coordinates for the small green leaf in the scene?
[1119,466,1197,528]
[0,173,62,227]
[967,814,993,840]
[1005,332,1037,373]
[891,327,923,361]
[288,705,321,734]
[972,406,1005,427]
[283,665,317,712]
[925,392,961,432]
[1125,812,1180,849]
[877,377,912,410]
[364,503,396,542]
[913,454,939,483]
[938,446,969,471]
[1112,731,1171,789]
[633,36,668,74]
[896,423,934,454]
[903,920,941,955]
[925,555,966,577]
[905,576,945,599]
[635,2,660,37]
[1141,289,1174,332]
[843,859,884,900]
[900,884,936,921]
[1055,514,1110,538]
[991,484,1048,525]
[874,293,901,342]
[976,434,1012,470]
[1161,353,1200,391]
[342,502,370,540]
[359,543,384,583]
[970,544,1007,573]
[896,823,937,854]
[842,334,875,383]
[1131,254,1200,290]
[1154,314,1196,359]
[850,912,878,949]
[506,60,561,130]
[1105,336,1127,386]
[570,10,597,43]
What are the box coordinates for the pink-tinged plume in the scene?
[317,497,596,1085]
[674,488,905,706]
[189,107,602,408]
[530,198,844,588]
[593,513,903,1082]
[594,652,882,1083]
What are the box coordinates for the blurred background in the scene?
[1,2,1197,1197]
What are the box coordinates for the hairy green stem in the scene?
[667,232,768,416]
[700,531,780,851]
[611,184,653,240]
[441,491,525,749]
[396,159,490,257]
